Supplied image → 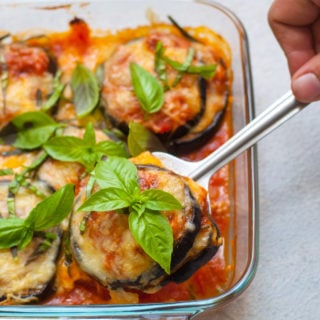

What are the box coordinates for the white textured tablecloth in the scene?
[199,0,320,319]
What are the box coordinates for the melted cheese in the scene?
[0,73,53,130]
[0,235,60,304]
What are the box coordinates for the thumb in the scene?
[291,55,320,103]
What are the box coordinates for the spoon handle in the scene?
[190,91,307,180]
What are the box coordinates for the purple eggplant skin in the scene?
[167,90,229,155]
[166,221,221,284]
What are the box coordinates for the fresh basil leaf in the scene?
[94,140,129,158]
[0,185,74,251]
[25,184,74,231]
[165,56,216,79]
[154,40,216,90]
[81,152,99,171]
[78,187,130,212]
[44,135,128,172]
[172,47,194,87]
[71,63,100,118]
[94,157,139,194]
[8,152,48,202]
[130,201,146,217]
[187,64,217,79]
[0,168,13,176]
[128,209,173,274]
[42,70,65,111]
[17,228,34,250]
[83,122,96,145]
[8,178,20,194]
[0,217,26,249]
[12,111,61,149]
[142,189,182,211]
[44,136,90,163]
[103,127,127,141]
[127,122,165,156]
[163,57,188,72]
[25,152,48,171]
[44,121,128,171]
[155,42,168,89]
[86,174,96,198]
[130,63,164,114]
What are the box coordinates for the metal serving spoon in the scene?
[153,91,307,189]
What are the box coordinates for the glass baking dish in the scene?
[0,0,258,318]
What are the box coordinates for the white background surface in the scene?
[200,0,320,319]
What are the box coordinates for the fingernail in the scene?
[292,73,320,102]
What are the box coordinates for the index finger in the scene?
[268,0,320,74]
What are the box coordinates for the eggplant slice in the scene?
[0,126,92,304]
[0,43,56,130]
[168,91,229,154]
[101,30,230,153]
[0,179,61,305]
[70,163,221,293]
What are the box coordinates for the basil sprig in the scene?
[8,152,48,216]
[155,42,169,90]
[155,41,217,87]
[44,122,129,172]
[127,122,165,156]
[0,168,14,176]
[165,56,217,79]
[71,63,100,118]
[11,111,62,150]
[130,62,164,114]
[78,157,182,274]
[42,70,65,111]
[172,46,195,87]
[0,184,74,250]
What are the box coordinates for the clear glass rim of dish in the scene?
[0,0,259,317]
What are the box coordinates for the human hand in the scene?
[268,0,320,102]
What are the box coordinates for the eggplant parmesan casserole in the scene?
[0,16,233,305]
